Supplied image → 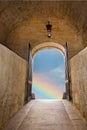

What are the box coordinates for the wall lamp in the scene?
[46,21,52,38]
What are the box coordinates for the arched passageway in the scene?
[32,42,66,99]
[32,49,65,99]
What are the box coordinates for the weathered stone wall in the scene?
[70,47,87,120]
[0,44,27,129]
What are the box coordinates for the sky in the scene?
[32,49,65,99]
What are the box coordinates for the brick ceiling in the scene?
[0,1,87,60]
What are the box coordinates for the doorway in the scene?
[32,49,65,99]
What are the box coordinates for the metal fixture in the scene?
[46,21,52,38]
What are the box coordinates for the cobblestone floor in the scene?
[4,99,87,130]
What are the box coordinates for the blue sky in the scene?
[32,49,65,99]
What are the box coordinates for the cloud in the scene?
[49,67,65,80]
[50,67,64,73]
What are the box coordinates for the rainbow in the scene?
[32,73,64,99]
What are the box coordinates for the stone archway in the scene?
[32,42,66,99]
[32,42,65,57]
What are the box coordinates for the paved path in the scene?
[4,100,87,130]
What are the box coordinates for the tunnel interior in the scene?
[0,1,87,130]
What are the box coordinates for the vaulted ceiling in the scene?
[0,1,87,60]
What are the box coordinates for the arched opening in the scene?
[32,42,65,57]
[32,42,66,99]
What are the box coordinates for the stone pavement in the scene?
[4,100,87,130]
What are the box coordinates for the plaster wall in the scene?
[0,44,27,129]
[70,47,87,120]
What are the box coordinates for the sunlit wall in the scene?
[32,49,65,99]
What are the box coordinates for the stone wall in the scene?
[0,44,27,129]
[70,47,87,120]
